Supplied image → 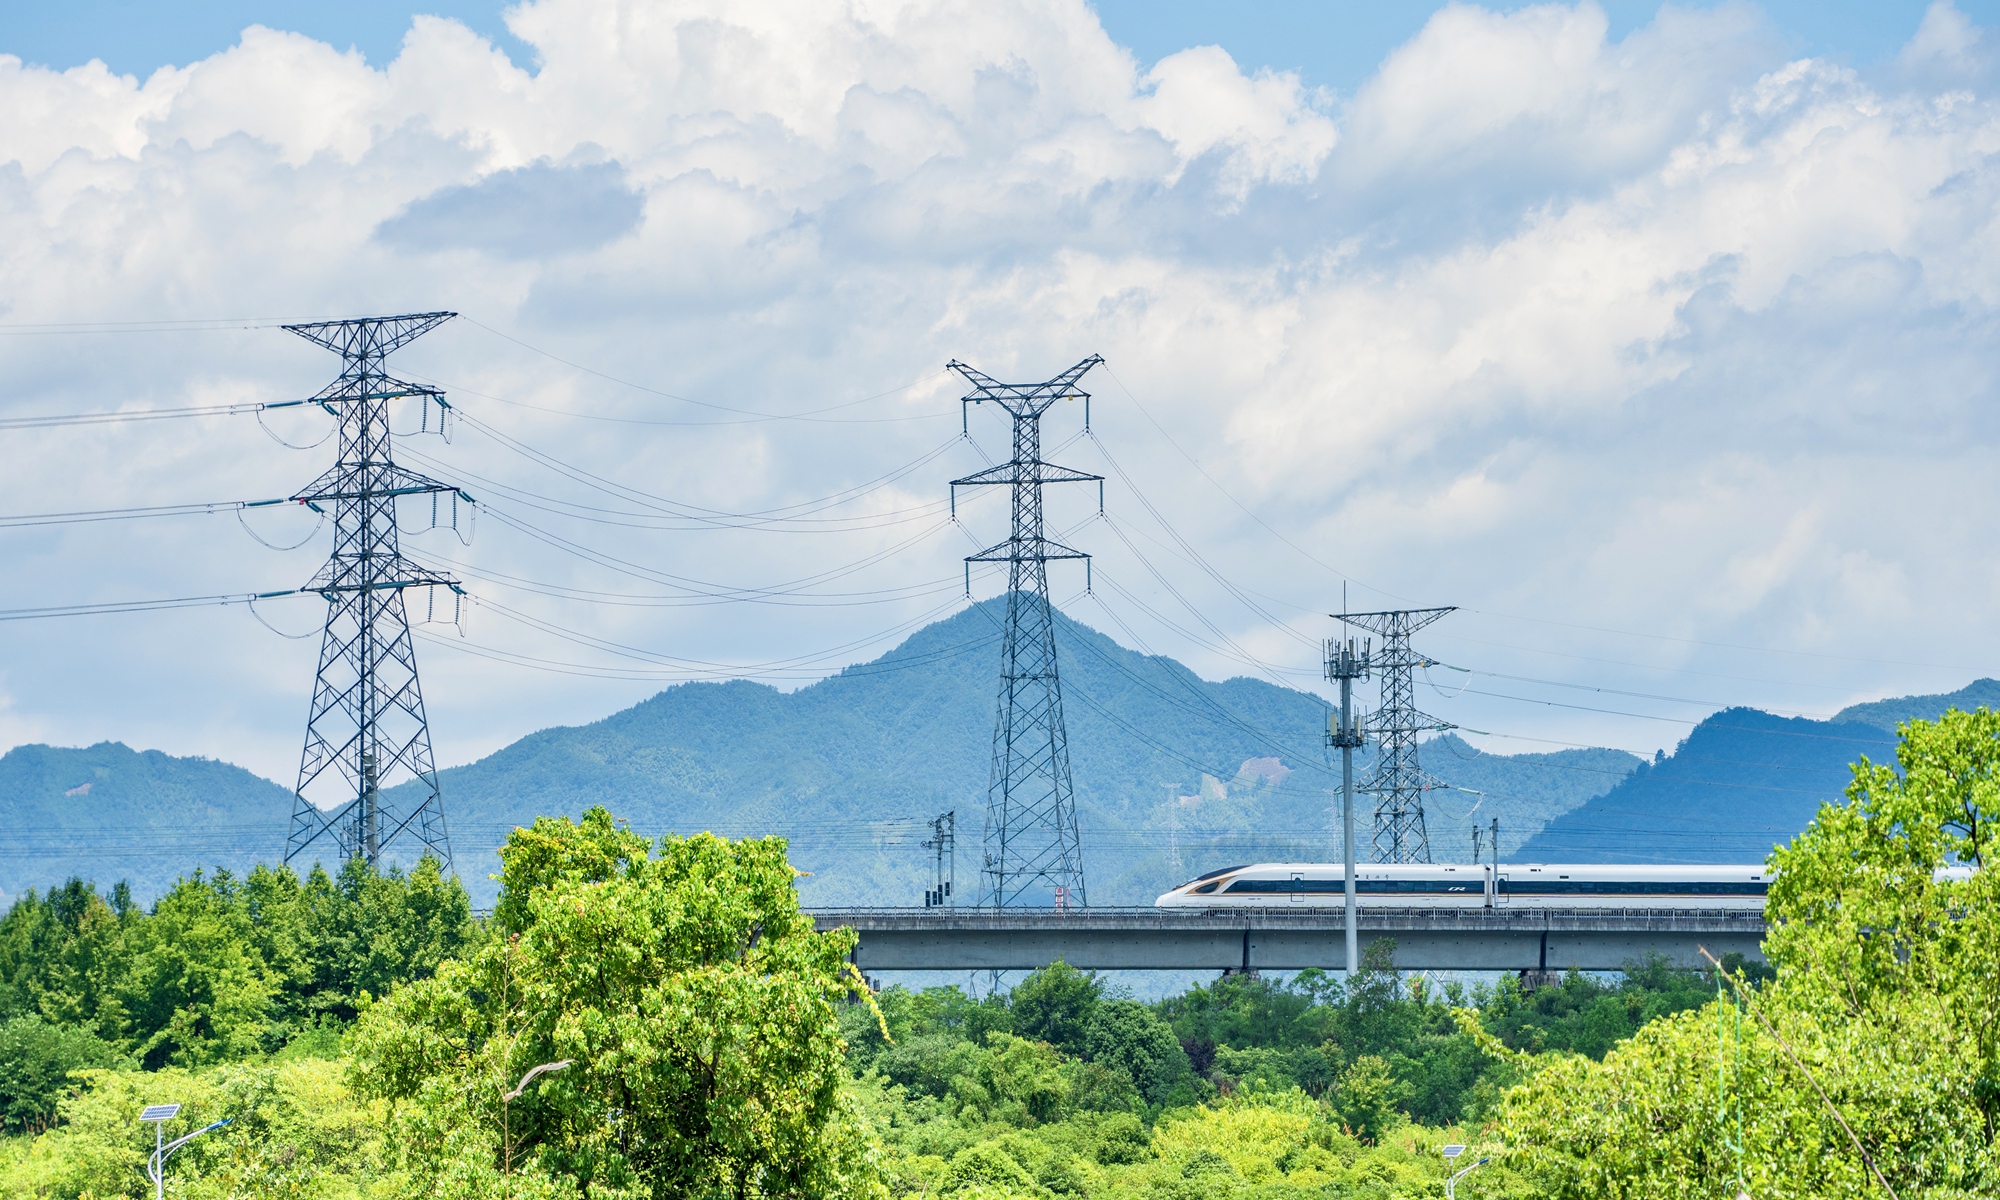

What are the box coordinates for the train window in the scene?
[1496,879,1768,896]
[1191,881,1222,894]
[1222,878,1483,894]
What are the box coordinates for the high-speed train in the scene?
[1155,862,1770,910]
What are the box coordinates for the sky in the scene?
[2,0,2000,797]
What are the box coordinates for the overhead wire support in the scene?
[922,810,957,907]
[949,355,1104,909]
[1334,607,1457,864]
[283,312,469,875]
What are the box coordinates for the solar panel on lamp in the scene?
[1441,1145,1466,1160]
[140,1104,181,1122]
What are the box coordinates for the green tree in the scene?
[1157,971,1325,1053]
[1331,1055,1404,1144]
[1081,1000,1194,1108]
[118,871,273,1068]
[1009,961,1102,1054]
[1500,707,2000,1196]
[348,806,885,1199]
[0,879,135,1042]
[0,1015,126,1132]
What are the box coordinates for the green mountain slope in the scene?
[2,600,1645,906]
[1833,677,2000,729]
[1518,708,1900,863]
[389,600,1641,906]
[0,741,294,903]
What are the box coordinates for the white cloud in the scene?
[0,0,1998,786]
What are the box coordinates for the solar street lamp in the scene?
[1440,1144,1490,1199]
[140,1103,232,1200]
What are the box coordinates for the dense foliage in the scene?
[836,946,1728,1197]
[0,855,471,1131]
[1500,707,2000,1195]
[347,807,881,1199]
[3,702,1994,1197]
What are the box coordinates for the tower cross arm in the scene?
[950,460,1104,488]
[964,537,1091,564]
[1333,606,1457,638]
[290,465,470,506]
[285,312,457,358]
[947,355,1104,413]
[1363,707,1455,735]
[307,375,446,406]
[305,564,463,596]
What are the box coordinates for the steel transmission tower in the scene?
[1334,607,1456,863]
[282,312,467,872]
[949,356,1104,909]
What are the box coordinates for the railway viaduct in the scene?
[809,907,1768,973]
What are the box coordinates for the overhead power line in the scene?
[459,317,951,425]
[0,498,293,528]
[0,400,300,430]
[0,590,301,621]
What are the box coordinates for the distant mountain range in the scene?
[382,600,1647,906]
[1518,678,2000,863]
[1,600,1993,906]
[0,741,294,903]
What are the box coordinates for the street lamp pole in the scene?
[1441,1144,1490,1200]
[502,1059,573,1195]
[140,1104,231,1200]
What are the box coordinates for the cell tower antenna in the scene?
[949,355,1104,909]
[282,312,468,873]
[1329,607,1455,863]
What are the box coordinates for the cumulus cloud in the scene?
[0,0,1997,787]
[376,159,645,257]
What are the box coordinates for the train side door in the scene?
[1496,871,1510,906]
[1290,871,1305,903]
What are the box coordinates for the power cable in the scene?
[1087,431,1321,653]
[0,401,275,431]
[400,442,958,535]
[420,361,953,429]
[1098,364,1395,602]
[475,502,958,603]
[1425,662,1841,721]
[405,545,964,611]
[1443,686,1902,743]
[447,409,967,526]
[1423,629,1886,694]
[0,590,302,621]
[0,498,289,528]
[458,318,952,425]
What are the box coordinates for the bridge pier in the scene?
[811,907,1767,973]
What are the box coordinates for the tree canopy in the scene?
[1499,707,2000,1196]
[348,806,883,1199]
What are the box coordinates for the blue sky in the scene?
[3,0,2000,799]
[7,2,1993,87]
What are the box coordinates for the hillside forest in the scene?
[0,709,1994,1196]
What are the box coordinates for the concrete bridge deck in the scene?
[809,906,1768,972]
